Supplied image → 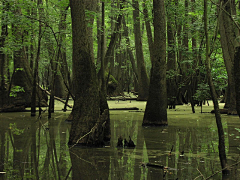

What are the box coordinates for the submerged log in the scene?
[211,109,238,115]
[141,162,165,169]
[108,97,138,101]
[110,107,139,110]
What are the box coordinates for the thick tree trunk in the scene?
[219,0,238,114]
[143,0,168,126]
[132,0,149,101]
[85,0,98,61]
[234,46,240,117]
[68,0,109,146]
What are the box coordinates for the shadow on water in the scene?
[0,100,240,179]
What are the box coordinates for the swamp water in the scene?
[0,100,240,179]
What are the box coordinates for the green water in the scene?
[0,100,240,179]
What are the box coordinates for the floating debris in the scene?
[180,150,184,157]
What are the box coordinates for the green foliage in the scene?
[9,86,25,97]
[193,83,211,102]
[211,52,228,91]
[166,69,179,80]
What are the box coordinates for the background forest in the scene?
[0,0,235,114]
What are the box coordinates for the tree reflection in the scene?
[69,147,110,180]
[142,121,227,179]
[0,130,5,180]
[0,113,72,179]
[0,109,240,179]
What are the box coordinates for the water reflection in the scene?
[0,103,240,179]
[70,147,110,180]
[0,112,71,180]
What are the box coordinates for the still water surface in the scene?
[0,100,240,180]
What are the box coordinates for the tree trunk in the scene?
[97,1,124,83]
[100,2,106,94]
[132,0,149,100]
[234,46,240,117]
[96,0,102,66]
[204,0,229,174]
[0,0,8,108]
[31,0,43,116]
[219,0,238,114]
[142,0,154,64]
[143,0,168,126]
[123,16,139,92]
[174,0,185,105]
[53,11,69,100]
[166,1,178,109]
[68,0,109,146]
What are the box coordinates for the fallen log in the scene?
[109,107,139,110]
[38,86,73,108]
[108,97,138,101]
[211,108,238,115]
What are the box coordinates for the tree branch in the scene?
[210,0,240,30]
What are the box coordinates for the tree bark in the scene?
[100,2,106,94]
[68,0,109,146]
[143,0,168,126]
[234,46,240,117]
[219,0,238,114]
